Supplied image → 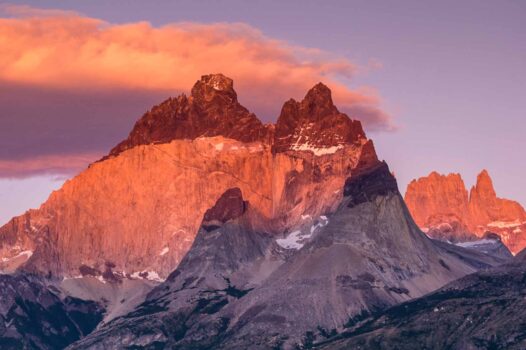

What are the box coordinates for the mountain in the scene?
[0,74,512,349]
[0,274,104,349]
[69,163,506,349]
[0,74,378,279]
[316,254,526,350]
[405,170,526,253]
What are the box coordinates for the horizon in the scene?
[1,0,525,224]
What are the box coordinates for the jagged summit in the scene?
[191,73,237,102]
[272,80,366,154]
[302,82,338,117]
[405,169,526,253]
[470,169,497,200]
[108,74,270,157]
[107,74,367,158]
[0,73,378,279]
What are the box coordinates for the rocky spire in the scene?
[107,75,370,159]
[405,169,526,253]
[470,169,497,202]
[190,73,238,104]
[404,172,470,228]
[272,82,366,154]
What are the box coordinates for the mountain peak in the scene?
[473,169,496,198]
[304,82,332,101]
[106,74,370,159]
[107,74,270,157]
[201,73,234,91]
[302,82,338,118]
[272,82,365,153]
[191,73,237,102]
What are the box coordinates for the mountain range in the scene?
[405,170,526,253]
[0,74,523,349]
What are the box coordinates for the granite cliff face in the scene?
[405,170,526,253]
[0,74,378,279]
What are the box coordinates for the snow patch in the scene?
[62,275,83,281]
[289,125,344,156]
[310,216,329,234]
[513,228,522,234]
[487,220,521,228]
[301,214,311,220]
[214,143,224,151]
[291,143,344,156]
[144,271,164,282]
[159,247,169,256]
[456,239,498,248]
[130,270,165,283]
[1,250,33,263]
[276,216,329,250]
[435,222,453,230]
[276,230,305,250]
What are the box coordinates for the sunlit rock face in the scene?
[0,74,378,278]
[405,170,526,253]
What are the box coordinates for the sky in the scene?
[0,0,525,224]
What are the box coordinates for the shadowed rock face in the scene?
[316,258,526,350]
[69,170,506,350]
[0,274,104,350]
[405,170,526,253]
[343,161,398,208]
[203,188,247,231]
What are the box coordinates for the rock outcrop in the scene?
[405,170,526,253]
[0,74,378,279]
[272,82,366,154]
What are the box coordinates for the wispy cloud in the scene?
[0,153,101,179]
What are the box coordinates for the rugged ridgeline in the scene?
[0,74,512,349]
[70,164,506,349]
[0,74,377,279]
[0,274,104,349]
[405,170,526,253]
[316,252,526,350]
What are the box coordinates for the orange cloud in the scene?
[0,5,393,130]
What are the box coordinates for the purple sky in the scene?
[1,0,525,224]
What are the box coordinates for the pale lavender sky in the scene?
[1,0,525,224]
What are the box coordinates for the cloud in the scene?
[0,4,80,18]
[0,153,101,179]
[0,6,394,178]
